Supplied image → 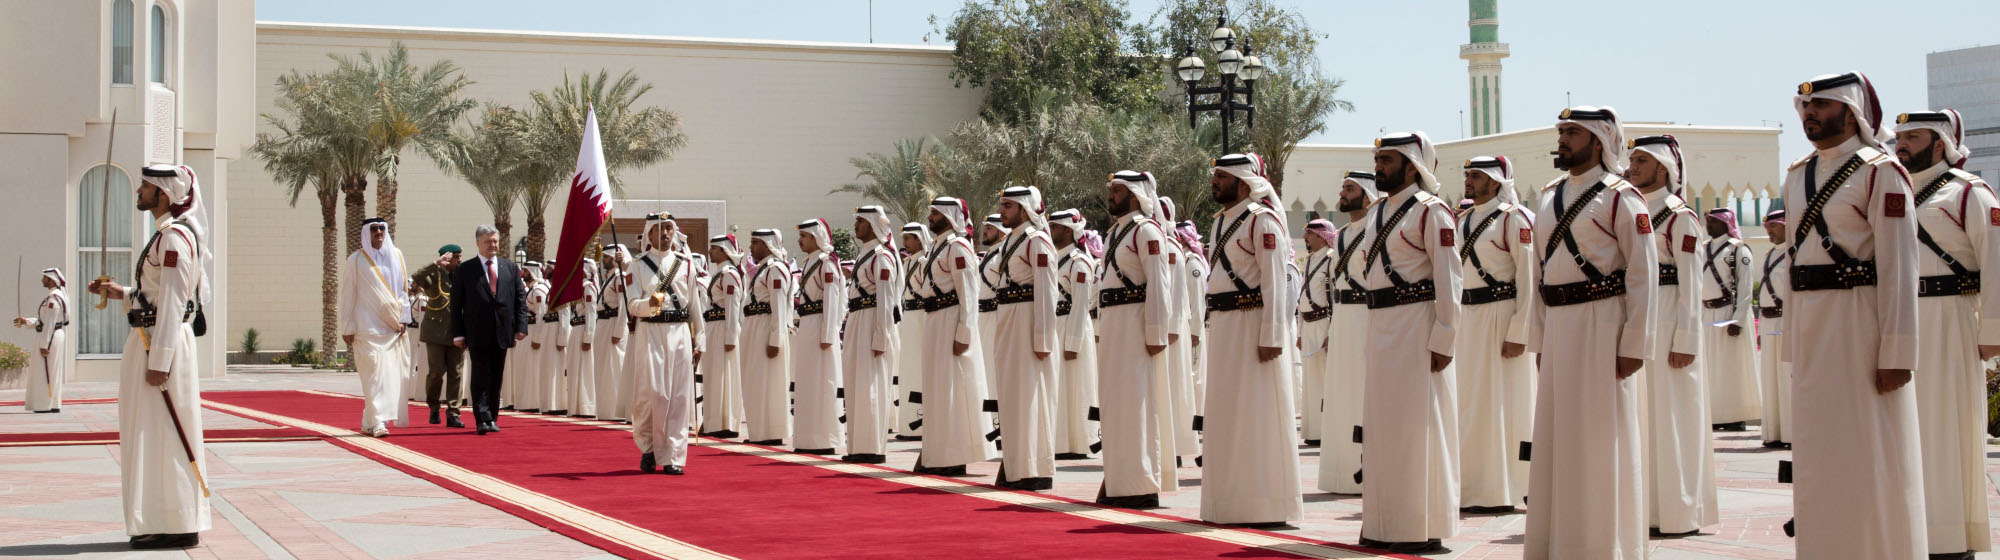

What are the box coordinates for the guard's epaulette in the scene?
[1542,177,1565,192]
[1856,146,1893,166]
[1786,154,1814,172]
[1947,168,1982,185]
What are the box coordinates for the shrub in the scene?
[242,328,261,356]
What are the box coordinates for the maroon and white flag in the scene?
[549,108,613,306]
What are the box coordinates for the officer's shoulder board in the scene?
[1786,154,1815,172]
[1541,176,1565,192]
[1947,168,1984,187]
[1856,146,1894,167]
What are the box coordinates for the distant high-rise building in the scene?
[1928,44,2000,180]
[1459,0,1509,137]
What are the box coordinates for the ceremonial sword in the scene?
[93,109,118,310]
[158,387,211,498]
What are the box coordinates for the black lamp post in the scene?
[1178,12,1266,155]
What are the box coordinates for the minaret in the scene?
[1460,0,1509,137]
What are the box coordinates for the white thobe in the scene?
[1054,247,1100,456]
[1780,138,1924,559]
[1356,186,1462,541]
[700,266,745,435]
[981,228,1060,482]
[627,250,706,467]
[1524,168,1657,559]
[792,250,846,452]
[526,284,562,412]
[1095,214,1172,497]
[1316,221,1368,495]
[1163,242,1200,459]
[1299,248,1336,445]
[1454,198,1537,510]
[1638,190,1717,534]
[1910,163,2000,555]
[1753,244,1792,444]
[896,254,927,437]
[1149,242,1182,490]
[915,232,997,468]
[118,216,211,536]
[594,274,630,421]
[20,288,70,412]
[1701,237,1760,424]
[1198,199,1304,525]
[340,249,412,433]
[843,243,900,456]
[740,257,793,444]
[565,287,599,417]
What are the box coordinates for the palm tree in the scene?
[272,62,385,257]
[250,75,346,356]
[834,137,945,226]
[517,69,688,261]
[338,43,476,231]
[442,105,531,251]
[1235,75,1350,191]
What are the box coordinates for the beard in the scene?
[1336,197,1365,212]
[1899,147,1937,171]
[928,218,951,235]
[1804,114,1850,142]
[1110,195,1135,216]
[1553,148,1592,171]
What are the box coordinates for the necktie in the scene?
[487,259,498,296]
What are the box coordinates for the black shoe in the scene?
[701,429,740,439]
[1303,439,1321,447]
[1229,521,1295,530]
[489,422,500,432]
[794,448,836,455]
[520,408,539,414]
[132,532,198,550]
[476,422,493,435]
[914,464,967,476]
[502,405,516,411]
[748,439,784,446]
[128,534,159,545]
[1783,518,1795,537]
[1762,440,1790,449]
[546,409,568,416]
[1095,493,1159,509]
[1712,421,1747,432]
[894,434,923,441]
[1055,452,1091,460]
[1461,505,1518,515]
[571,414,594,419]
[640,452,657,473]
[842,453,888,464]
[1929,552,1975,560]
[446,413,465,428]
[429,408,441,425]
[1650,527,1701,538]
[999,476,1054,491]
[47,408,59,413]
[32,409,57,414]
[663,465,685,475]
[1358,538,1445,554]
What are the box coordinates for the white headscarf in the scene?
[1158,196,1180,223]
[1464,155,1520,205]
[981,214,1011,247]
[899,222,932,257]
[1109,170,1161,220]
[930,197,974,238]
[1894,109,1971,168]
[999,186,1047,231]
[1049,209,1086,241]
[708,234,742,264]
[1557,106,1629,173]
[140,163,213,304]
[357,217,408,295]
[1343,170,1382,202]
[522,261,544,283]
[797,218,835,258]
[751,228,788,263]
[1627,135,1686,195]
[40,267,66,289]
[642,212,676,254]
[854,205,897,246]
[1795,71,1890,151]
[1215,152,1283,205]
[1370,133,1440,191]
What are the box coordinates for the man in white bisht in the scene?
[1782,72,1924,559]
[842,207,901,464]
[1095,173,1174,508]
[1523,106,1658,559]
[982,187,1061,489]
[1894,108,1999,560]
[1353,134,1461,552]
[1751,211,1792,449]
[341,217,413,437]
[1156,197,1198,466]
[1628,134,1717,537]
[895,223,931,441]
[1453,155,1537,515]
[594,245,631,422]
[13,268,72,413]
[626,212,705,475]
[741,229,794,446]
[1701,208,1760,431]
[1048,210,1099,460]
[88,163,212,549]
[792,219,847,455]
[1199,153,1304,527]
[699,235,746,438]
[912,197,998,476]
[1316,172,1377,496]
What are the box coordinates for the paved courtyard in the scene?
[0,365,1994,559]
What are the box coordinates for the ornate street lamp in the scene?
[1179,11,1266,155]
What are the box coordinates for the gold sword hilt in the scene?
[92,275,113,310]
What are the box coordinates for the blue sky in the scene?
[258,0,2000,158]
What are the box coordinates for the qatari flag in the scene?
[549,108,613,307]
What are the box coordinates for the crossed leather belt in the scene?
[541,312,561,323]
[1301,305,1331,322]
[976,298,998,313]
[1539,269,1628,307]
[1919,272,1981,298]
[796,300,826,317]
[1098,286,1146,308]
[924,292,961,312]
[1790,261,1876,292]
[1365,279,1435,310]
[702,308,727,322]
[848,295,879,311]
[639,310,689,324]
[902,298,926,312]
[1054,299,1073,317]
[742,302,773,316]
[1758,306,1783,319]
[568,314,587,326]
[1461,282,1517,306]
[1658,263,1680,287]
[596,308,620,320]
[1206,288,1264,312]
[1702,296,1733,309]
[993,285,1034,306]
[1333,289,1368,305]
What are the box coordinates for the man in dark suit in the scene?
[451,225,531,434]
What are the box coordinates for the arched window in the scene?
[77,165,135,355]
[149,4,168,84]
[111,0,133,84]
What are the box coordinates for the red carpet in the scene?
[0,397,119,407]
[202,390,1397,559]
[0,427,317,447]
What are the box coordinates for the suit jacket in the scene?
[450,255,531,351]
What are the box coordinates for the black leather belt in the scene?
[902,298,926,312]
[524,314,538,325]
[596,308,619,320]
[36,320,69,333]
[541,312,561,323]
[977,298,998,313]
[1919,272,1980,297]
[1301,306,1331,322]
[743,302,773,316]
[796,300,825,317]
[702,308,727,322]
[1702,296,1732,309]
[1334,289,1368,305]
[1055,300,1073,316]
[639,310,689,323]
[1461,282,1517,306]
[1365,279,1435,310]
[848,295,879,311]
[128,302,193,328]
[994,285,1034,306]
[924,292,961,312]
[568,314,587,326]
[1790,261,1876,292]
[1539,270,1628,307]
[1658,263,1680,286]
[1098,286,1146,308]
[1759,307,1783,319]
[1206,288,1264,312]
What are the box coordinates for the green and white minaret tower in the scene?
[1460,0,1510,137]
